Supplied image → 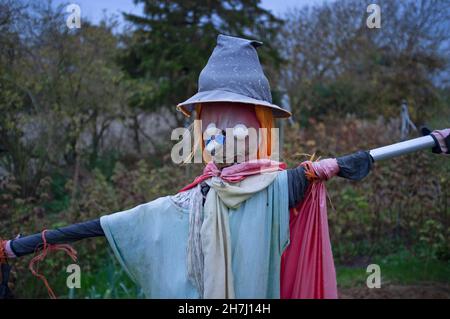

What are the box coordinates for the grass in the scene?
[67,250,143,299]
[336,248,450,289]
[76,245,450,298]
[12,242,449,298]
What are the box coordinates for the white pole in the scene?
[369,135,436,161]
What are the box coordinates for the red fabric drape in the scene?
[179,160,337,299]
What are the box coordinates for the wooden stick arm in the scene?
[369,135,436,161]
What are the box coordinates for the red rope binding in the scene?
[28,230,78,299]
[301,160,319,182]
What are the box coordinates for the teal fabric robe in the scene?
[100,170,289,298]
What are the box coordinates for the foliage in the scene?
[337,247,450,289]
[283,116,449,264]
[280,0,450,124]
[120,0,284,126]
[0,0,134,200]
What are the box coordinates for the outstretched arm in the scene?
[2,219,105,258]
[287,127,449,209]
[369,128,449,161]
[0,218,105,298]
[287,150,373,208]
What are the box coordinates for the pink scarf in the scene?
[179,159,287,192]
[179,158,339,299]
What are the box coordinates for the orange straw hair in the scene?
[254,105,274,159]
[194,104,212,163]
[194,103,274,163]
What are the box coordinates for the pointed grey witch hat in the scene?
[176,34,291,118]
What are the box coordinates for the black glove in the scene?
[336,150,374,181]
[420,126,449,154]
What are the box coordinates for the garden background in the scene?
[0,0,449,298]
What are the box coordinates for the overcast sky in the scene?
[53,0,330,25]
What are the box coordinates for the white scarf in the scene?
[183,172,279,298]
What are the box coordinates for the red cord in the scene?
[28,230,78,299]
[301,161,319,182]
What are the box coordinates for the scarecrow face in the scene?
[200,102,261,165]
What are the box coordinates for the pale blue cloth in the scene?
[100,170,289,299]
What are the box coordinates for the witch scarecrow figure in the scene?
[1,34,449,299]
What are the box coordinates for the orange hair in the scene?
[194,103,274,163]
[254,105,274,159]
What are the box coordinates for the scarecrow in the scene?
[0,34,449,299]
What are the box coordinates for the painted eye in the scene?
[205,123,219,137]
[204,123,225,156]
[233,124,248,140]
[205,126,225,156]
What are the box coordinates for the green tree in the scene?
[120,0,284,127]
[0,0,130,197]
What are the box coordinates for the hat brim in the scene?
[176,89,291,119]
